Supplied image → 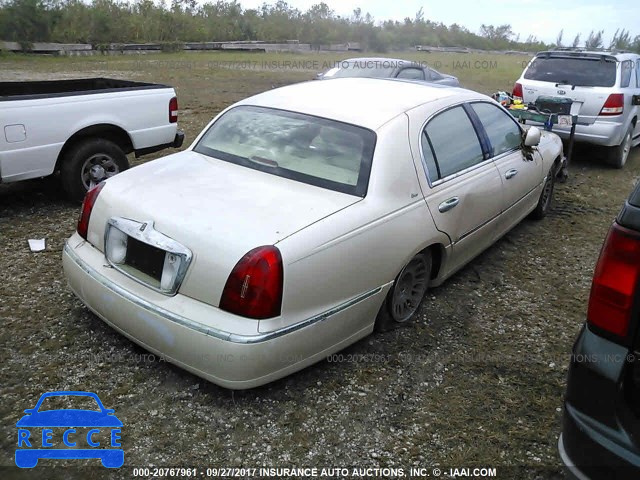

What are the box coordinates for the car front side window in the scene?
[470,102,522,157]
[423,106,485,179]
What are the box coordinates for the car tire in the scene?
[61,138,128,202]
[607,124,633,169]
[530,166,555,220]
[375,252,431,331]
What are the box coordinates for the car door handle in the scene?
[438,197,459,213]
[505,169,518,179]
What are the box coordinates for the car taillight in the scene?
[587,222,640,339]
[169,97,178,123]
[220,246,283,319]
[77,182,105,240]
[512,82,523,100]
[599,93,624,116]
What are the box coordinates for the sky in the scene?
[237,0,639,45]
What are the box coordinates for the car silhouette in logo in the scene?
[15,391,123,468]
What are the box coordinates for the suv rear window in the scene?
[524,56,617,87]
[194,106,376,197]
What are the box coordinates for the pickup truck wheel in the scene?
[608,125,633,169]
[530,166,555,220]
[61,138,128,202]
[375,252,431,331]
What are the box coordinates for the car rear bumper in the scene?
[559,326,640,479]
[62,235,382,389]
[560,404,640,479]
[558,433,591,480]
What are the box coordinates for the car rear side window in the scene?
[470,102,522,156]
[420,131,440,181]
[194,106,376,197]
[621,60,633,88]
[428,68,444,81]
[524,56,617,87]
[423,106,484,179]
[397,68,425,80]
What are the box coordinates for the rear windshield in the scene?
[524,56,617,87]
[194,106,376,197]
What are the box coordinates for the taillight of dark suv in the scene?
[559,184,640,479]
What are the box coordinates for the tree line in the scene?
[1,0,638,53]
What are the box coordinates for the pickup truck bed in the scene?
[0,78,184,201]
[0,78,169,99]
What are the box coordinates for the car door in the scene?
[469,101,543,235]
[407,104,503,273]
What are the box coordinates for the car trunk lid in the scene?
[92,150,362,306]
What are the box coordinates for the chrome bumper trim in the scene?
[64,242,382,345]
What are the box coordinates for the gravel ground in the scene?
[1,55,640,480]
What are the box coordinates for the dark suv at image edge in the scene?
[560,182,640,478]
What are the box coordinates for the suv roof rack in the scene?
[552,47,587,52]
[551,46,634,55]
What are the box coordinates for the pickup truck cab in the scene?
[512,49,640,168]
[0,78,184,201]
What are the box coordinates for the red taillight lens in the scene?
[169,97,178,123]
[599,93,624,116]
[77,182,105,240]
[512,82,523,99]
[587,222,640,339]
[219,246,283,319]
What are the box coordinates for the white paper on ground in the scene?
[28,238,46,252]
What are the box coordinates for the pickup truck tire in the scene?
[61,138,128,202]
[608,124,633,169]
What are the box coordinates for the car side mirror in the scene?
[524,126,541,147]
[104,409,115,414]
[633,95,640,106]
[23,409,35,414]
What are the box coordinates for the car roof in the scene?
[236,78,480,130]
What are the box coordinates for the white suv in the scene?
[513,49,640,168]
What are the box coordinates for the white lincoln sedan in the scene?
[62,78,563,389]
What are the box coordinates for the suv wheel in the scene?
[608,124,633,169]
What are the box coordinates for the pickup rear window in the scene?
[524,57,617,87]
[194,106,376,197]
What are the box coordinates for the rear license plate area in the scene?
[124,236,165,283]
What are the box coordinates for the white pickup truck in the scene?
[0,78,185,201]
